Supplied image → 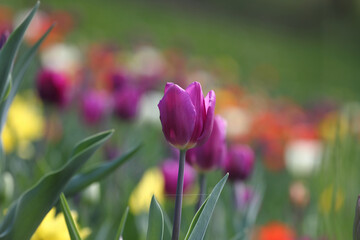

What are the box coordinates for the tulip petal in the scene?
[197,90,216,145]
[186,82,206,144]
[158,84,196,148]
[164,82,175,94]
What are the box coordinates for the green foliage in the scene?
[146,196,164,240]
[0,130,113,240]
[115,207,129,240]
[60,193,82,240]
[64,144,141,197]
[185,173,228,240]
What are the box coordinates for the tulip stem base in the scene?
[195,173,206,212]
[171,149,186,240]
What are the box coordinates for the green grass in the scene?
[4,0,360,104]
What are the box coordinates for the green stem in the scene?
[171,149,186,240]
[195,173,206,212]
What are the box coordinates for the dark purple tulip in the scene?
[36,69,70,106]
[108,70,131,91]
[158,82,216,150]
[224,145,255,181]
[81,90,109,125]
[161,159,196,197]
[186,115,227,172]
[0,30,9,50]
[114,86,142,120]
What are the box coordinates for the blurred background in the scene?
[1,0,360,239]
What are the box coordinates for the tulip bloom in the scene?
[186,115,227,172]
[161,159,196,197]
[36,69,70,107]
[224,145,255,181]
[114,87,142,120]
[158,82,216,150]
[81,90,109,125]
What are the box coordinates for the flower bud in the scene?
[114,86,142,120]
[81,90,109,125]
[289,181,310,209]
[223,144,255,181]
[161,159,196,197]
[82,182,101,205]
[186,115,227,171]
[158,82,216,149]
[234,183,254,211]
[36,69,70,107]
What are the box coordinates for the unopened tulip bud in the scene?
[114,87,142,120]
[158,82,216,150]
[36,69,70,107]
[224,145,255,181]
[81,90,109,125]
[161,159,196,197]
[186,115,227,171]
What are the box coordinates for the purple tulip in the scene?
[158,82,216,150]
[36,69,70,106]
[161,159,196,197]
[234,183,254,211]
[114,86,142,120]
[0,30,9,50]
[108,70,131,91]
[81,90,109,125]
[224,145,255,181]
[186,115,227,172]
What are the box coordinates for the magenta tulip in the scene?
[161,159,196,197]
[114,87,142,120]
[186,115,227,172]
[36,69,69,107]
[81,90,109,125]
[224,145,255,181]
[158,82,216,150]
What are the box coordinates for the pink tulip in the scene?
[186,115,227,172]
[224,145,255,181]
[114,87,142,121]
[161,159,196,197]
[158,82,216,150]
[81,90,109,125]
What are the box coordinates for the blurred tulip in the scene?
[158,82,216,149]
[289,181,310,209]
[257,222,296,240]
[285,140,323,177]
[223,145,255,181]
[81,90,109,125]
[108,70,130,91]
[82,182,101,205]
[0,172,14,203]
[186,115,227,171]
[36,69,70,107]
[161,159,196,197]
[234,183,254,211]
[0,30,9,50]
[114,86,142,120]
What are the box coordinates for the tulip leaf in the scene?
[0,1,39,101]
[0,24,54,131]
[146,196,164,240]
[60,193,82,240]
[0,130,114,240]
[163,209,172,240]
[115,206,129,240]
[184,198,208,240]
[185,173,228,240]
[64,144,141,197]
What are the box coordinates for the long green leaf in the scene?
[146,196,164,240]
[0,1,39,101]
[0,24,54,131]
[184,198,208,240]
[64,144,141,197]
[186,173,228,240]
[60,193,82,240]
[0,130,114,240]
[115,207,129,240]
